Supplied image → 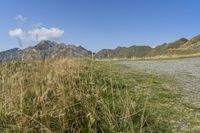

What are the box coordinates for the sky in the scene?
[1,0,200,52]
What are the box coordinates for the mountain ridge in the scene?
[1,34,200,61]
[0,40,92,62]
[96,35,200,58]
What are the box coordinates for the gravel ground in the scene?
[118,57,200,108]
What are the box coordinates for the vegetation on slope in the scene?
[96,46,152,58]
[149,38,188,56]
[96,35,200,59]
[182,34,200,48]
[0,60,199,132]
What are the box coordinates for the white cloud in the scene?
[28,27,64,41]
[10,15,64,47]
[15,14,27,22]
[9,28,26,47]
[9,28,25,40]
[9,26,64,46]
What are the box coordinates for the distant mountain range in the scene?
[1,34,200,61]
[96,34,200,58]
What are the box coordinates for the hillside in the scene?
[96,45,152,58]
[182,34,200,49]
[96,35,200,59]
[148,38,188,56]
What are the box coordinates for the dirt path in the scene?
[118,57,200,108]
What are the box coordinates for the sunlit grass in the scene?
[0,59,199,132]
[96,52,200,61]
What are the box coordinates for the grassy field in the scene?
[98,52,200,61]
[0,59,199,132]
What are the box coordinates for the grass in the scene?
[97,52,200,61]
[0,59,200,132]
[133,52,200,60]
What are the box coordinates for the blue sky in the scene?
[1,0,200,52]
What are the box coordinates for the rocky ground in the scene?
[118,57,200,108]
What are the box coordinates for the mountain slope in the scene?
[182,34,200,49]
[0,48,21,62]
[96,36,200,59]
[148,38,188,56]
[0,40,92,61]
[96,45,152,58]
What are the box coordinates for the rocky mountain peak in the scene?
[34,40,57,50]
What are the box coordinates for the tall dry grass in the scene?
[0,59,141,132]
[0,59,199,132]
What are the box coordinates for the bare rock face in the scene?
[0,40,92,62]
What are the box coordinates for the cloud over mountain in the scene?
[9,28,25,40]
[28,27,64,42]
[9,15,65,45]
[9,27,64,43]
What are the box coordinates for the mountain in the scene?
[0,40,92,62]
[96,46,152,58]
[148,38,188,56]
[0,48,23,62]
[2,34,200,61]
[96,36,200,59]
[181,34,200,49]
[96,38,189,58]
